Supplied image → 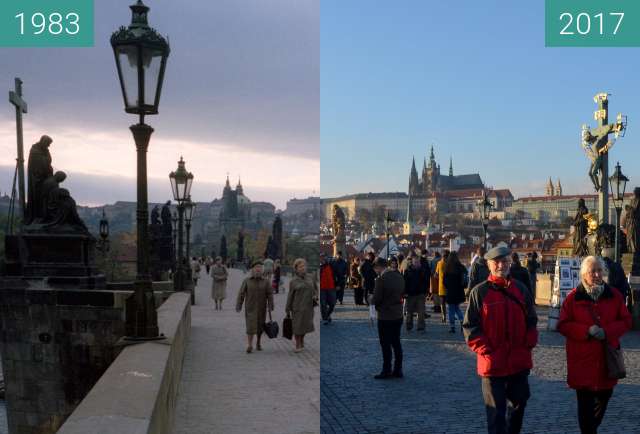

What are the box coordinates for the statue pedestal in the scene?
[333,239,346,258]
[5,233,104,288]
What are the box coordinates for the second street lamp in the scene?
[608,162,629,263]
[111,0,170,340]
[169,157,193,293]
[385,211,393,259]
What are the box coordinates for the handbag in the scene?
[263,299,279,339]
[588,303,626,379]
[282,315,293,340]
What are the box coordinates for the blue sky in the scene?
[320,1,640,199]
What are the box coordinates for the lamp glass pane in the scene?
[116,45,140,109]
[143,48,163,106]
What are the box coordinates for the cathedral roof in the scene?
[437,173,483,190]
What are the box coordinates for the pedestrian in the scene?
[210,256,228,310]
[273,259,282,294]
[468,246,490,297]
[263,256,274,284]
[443,251,466,333]
[350,257,364,305]
[359,252,377,306]
[332,251,348,305]
[463,246,538,434]
[370,257,404,379]
[557,255,631,434]
[509,253,531,293]
[286,258,318,353]
[320,253,337,324]
[526,252,540,302]
[601,248,631,311]
[435,250,450,323]
[205,256,212,275]
[190,256,201,286]
[430,252,442,312]
[403,255,429,331]
[236,260,274,353]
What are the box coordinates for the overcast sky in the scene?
[0,0,319,209]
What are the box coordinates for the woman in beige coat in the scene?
[236,261,274,353]
[285,258,318,352]
[210,256,228,310]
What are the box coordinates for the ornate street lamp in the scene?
[478,190,493,250]
[385,211,394,259]
[608,162,629,263]
[98,208,110,255]
[111,0,170,340]
[169,157,193,293]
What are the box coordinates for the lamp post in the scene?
[478,190,493,250]
[184,197,196,305]
[98,208,110,255]
[169,157,193,293]
[111,0,169,340]
[171,210,178,264]
[608,162,628,263]
[385,211,393,259]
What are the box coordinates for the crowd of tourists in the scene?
[322,246,632,434]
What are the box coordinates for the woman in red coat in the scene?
[557,256,631,434]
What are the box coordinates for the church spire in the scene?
[236,176,244,195]
[224,173,231,191]
[556,179,562,196]
[449,156,453,176]
[545,177,554,196]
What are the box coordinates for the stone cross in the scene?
[9,77,28,219]
[581,92,626,225]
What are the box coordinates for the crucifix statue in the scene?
[9,77,28,220]
[581,92,626,224]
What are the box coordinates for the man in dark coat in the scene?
[359,252,377,306]
[601,248,631,309]
[468,247,490,297]
[371,257,405,379]
[403,255,429,331]
[509,253,532,293]
[331,251,349,305]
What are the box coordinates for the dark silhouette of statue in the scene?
[272,215,283,259]
[150,205,161,225]
[220,235,228,261]
[161,200,172,237]
[42,188,88,232]
[624,187,640,254]
[572,198,589,257]
[237,231,244,262]
[25,135,53,224]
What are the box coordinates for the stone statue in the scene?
[150,205,161,225]
[624,187,640,253]
[572,198,589,257]
[41,171,66,219]
[161,201,173,237]
[581,113,625,192]
[42,188,88,232]
[332,204,346,241]
[25,135,53,224]
[272,215,283,259]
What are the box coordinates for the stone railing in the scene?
[57,292,191,434]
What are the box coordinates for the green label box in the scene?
[0,0,93,47]
[546,0,640,47]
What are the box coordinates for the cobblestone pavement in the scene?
[321,292,640,434]
[174,269,320,434]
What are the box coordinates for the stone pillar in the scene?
[0,279,126,434]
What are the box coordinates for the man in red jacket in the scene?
[320,253,337,325]
[463,246,538,434]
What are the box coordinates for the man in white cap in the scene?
[463,246,538,434]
